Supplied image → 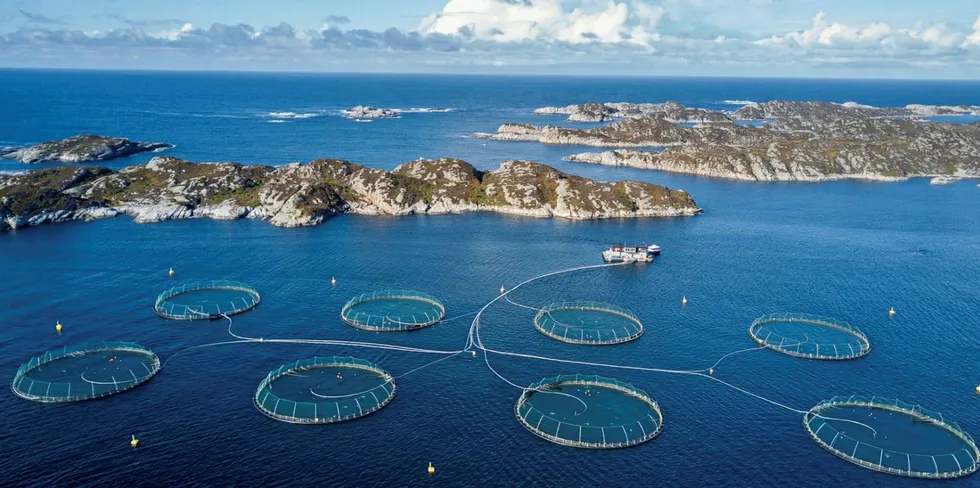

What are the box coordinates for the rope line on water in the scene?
[156,261,877,437]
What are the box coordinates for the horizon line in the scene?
[2,65,980,83]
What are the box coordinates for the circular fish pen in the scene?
[533,301,644,345]
[154,280,261,320]
[515,374,663,449]
[11,342,161,403]
[749,313,870,360]
[805,396,979,479]
[340,290,445,332]
[254,356,395,424]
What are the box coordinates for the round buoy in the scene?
[889,307,896,317]
[130,435,139,448]
[709,368,714,376]
[55,321,63,334]
[682,296,688,306]
[500,285,505,294]
[331,277,337,286]
[168,267,174,277]
[428,462,435,475]
[975,384,980,394]
[471,351,477,357]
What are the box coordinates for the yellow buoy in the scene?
[56,321,63,334]
[427,462,435,475]
[682,296,688,306]
[975,384,980,394]
[331,277,337,286]
[169,267,174,277]
[889,307,896,317]
[130,435,139,448]
[500,285,505,294]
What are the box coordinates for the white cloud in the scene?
[962,16,980,47]
[417,0,662,46]
[756,10,971,52]
[2,4,980,77]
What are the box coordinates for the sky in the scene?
[2,0,980,78]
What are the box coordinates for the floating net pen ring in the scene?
[748,313,870,360]
[340,290,446,332]
[533,300,644,345]
[804,396,979,479]
[515,374,663,449]
[254,356,396,424]
[11,342,161,403]
[154,280,261,320]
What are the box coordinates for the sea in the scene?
[1,70,979,488]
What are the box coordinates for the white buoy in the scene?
[331,277,337,286]
[169,267,174,277]
[499,285,505,294]
[682,296,688,306]
[889,307,896,317]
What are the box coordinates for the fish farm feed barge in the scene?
[602,244,660,263]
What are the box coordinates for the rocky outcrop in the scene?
[566,137,980,181]
[533,101,733,124]
[0,156,701,232]
[733,100,980,121]
[484,100,980,182]
[474,117,780,148]
[0,135,172,164]
[534,101,731,124]
[340,106,400,119]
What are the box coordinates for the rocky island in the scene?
[478,101,980,182]
[0,156,701,232]
[340,106,401,119]
[534,101,731,124]
[0,135,172,164]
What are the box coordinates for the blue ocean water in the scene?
[1,70,979,487]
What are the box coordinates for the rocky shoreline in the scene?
[1,135,172,164]
[0,157,701,232]
[479,100,980,182]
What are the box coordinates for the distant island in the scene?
[475,101,980,182]
[1,135,172,164]
[0,156,700,232]
[340,106,452,120]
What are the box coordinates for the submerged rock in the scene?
[0,156,701,232]
[1,135,172,164]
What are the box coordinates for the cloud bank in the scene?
[2,1,980,77]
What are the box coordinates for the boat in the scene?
[602,244,660,263]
